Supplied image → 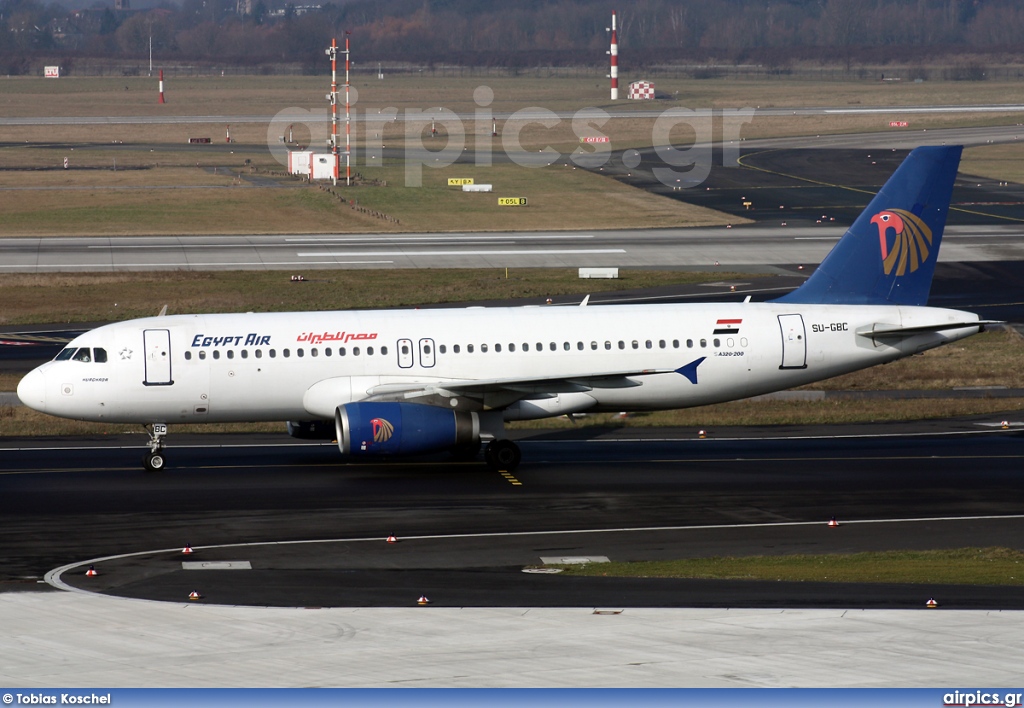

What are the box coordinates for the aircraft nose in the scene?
[17,368,47,412]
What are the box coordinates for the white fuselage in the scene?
[17,301,982,427]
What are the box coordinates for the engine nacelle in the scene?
[335,402,479,457]
[286,420,336,440]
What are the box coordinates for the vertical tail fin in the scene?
[774,145,961,306]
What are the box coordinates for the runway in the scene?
[1,104,1023,126]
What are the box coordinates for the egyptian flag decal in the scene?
[713,318,742,335]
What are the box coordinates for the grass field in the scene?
[0,268,755,324]
[1,75,1023,237]
[547,547,1024,586]
[3,75,1023,116]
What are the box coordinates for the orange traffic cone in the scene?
[417,595,431,605]
[85,565,98,577]
[386,534,398,544]
[188,590,202,601]
[698,429,706,439]
[828,517,840,528]
[926,598,938,608]
[1001,421,1010,429]
[182,544,194,555]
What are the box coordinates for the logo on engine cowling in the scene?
[371,417,394,443]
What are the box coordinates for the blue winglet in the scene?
[676,357,706,384]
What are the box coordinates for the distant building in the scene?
[114,0,130,10]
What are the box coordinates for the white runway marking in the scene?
[296,249,626,257]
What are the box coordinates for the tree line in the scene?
[2,0,1023,74]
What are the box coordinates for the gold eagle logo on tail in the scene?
[870,209,933,276]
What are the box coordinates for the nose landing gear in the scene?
[143,423,167,472]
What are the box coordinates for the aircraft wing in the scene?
[364,367,674,400]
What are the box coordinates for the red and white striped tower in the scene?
[344,32,351,187]
[158,69,165,104]
[610,11,619,101]
[329,38,338,185]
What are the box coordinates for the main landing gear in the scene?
[143,423,168,472]
[484,439,521,472]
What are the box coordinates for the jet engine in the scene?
[335,402,479,457]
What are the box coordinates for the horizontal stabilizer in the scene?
[856,321,999,338]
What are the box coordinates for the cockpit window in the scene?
[72,349,92,363]
[93,348,107,363]
[55,348,76,361]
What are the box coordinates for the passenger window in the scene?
[509,343,515,352]
[673,340,680,348]
[311,348,318,357]
[324,347,331,357]
[93,348,107,363]
[536,343,543,351]
[454,344,461,354]
[591,341,597,350]
[563,342,570,351]
[577,342,584,350]
[255,350,263,359]
[297,349,304,358]
[401,344,410,355]
[339,347,346,356]
[269,349,276,358]
[241,350,249,359]
[367,346,374,355]
[227,350,234,359]
[713,338,721,347]
[523,343,529,352]
[353,347,360,356]
[481,344,488,353]
[605,341,611,350]
[72,349,92,362]
[199,351,207,360]
[618,341,625,350]
[439,345,447,354]
[213,350,220,360]
[700,339,706,348]
[631,341,639,349]
[283,349,290,358]
[645,340,653,349]
[185,351,192,361]
[381,346,388,355]
[495,343,502,353]
[549,342,556,351]
[468,344,474,353]
[687,339,693,348]
[659,340,666,349]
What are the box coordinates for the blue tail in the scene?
[774,145,961,306]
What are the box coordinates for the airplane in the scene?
[17,145,994,473]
